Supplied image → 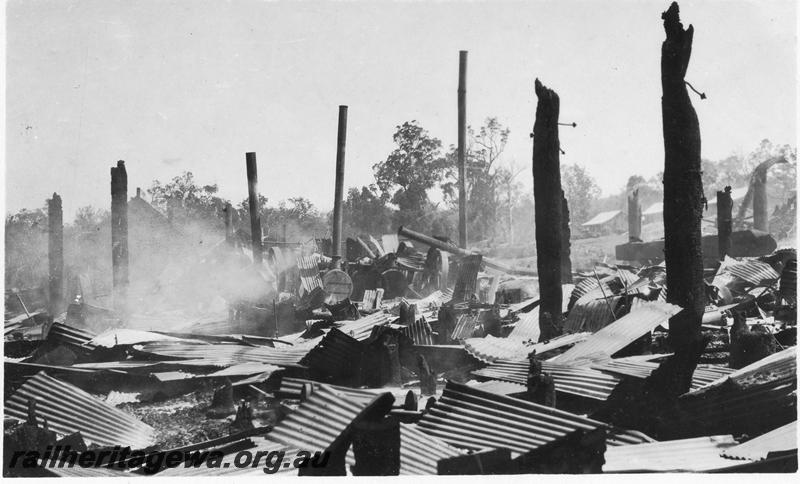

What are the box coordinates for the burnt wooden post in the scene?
[245,152,263,264]
[661,2,705,389]
[560,190,572,283]
[457,50,468,249]
[752,165,769,232]
[47,193,63,317]
[628,186,642,242]
[223,202,234,244]
[532,79,564,341]
[110,161,129,315]
[717,186,733,260]
[332,105,348,261]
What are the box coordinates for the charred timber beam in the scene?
[332,105,348,260]
[47,193,63,317]
[396,226,537,276]
[717,186,733,260]
[110,160,129,315]
[458,50,468,249]
[532,79,564,341]
[661,2,705,389]
[245,152,263,264]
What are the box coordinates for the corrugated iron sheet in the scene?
[451,255,481,303]
[45,322,97,352]
[268,383,387,455]
[399,423,464,475]
[603,435,740,472]
[678,347,797,436]
[464,332,590,364]
[563,297,619,333]
[593,359,736,392]
[468,379,527,396]
[471,359,621,401]
[508,310,540,341]
[721,421,797,461]
[725,259,781,286]
[300,329,364,380]
[138,340,313,366]
[450,313,478,341]
[691,345,797,392]
[336,311,392,341]
[555,301,681,364]
[5,371,156,449]
[278,377,420,406]
[399,318,434,346]
[297,255,324,295]
[416,380,607,453]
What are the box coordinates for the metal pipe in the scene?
[246,152,263,264]
[458,50,468,249]
[332,105,348,259]
[397,226,537,277]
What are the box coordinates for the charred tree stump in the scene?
[47,193,63,319]
[717,186,733,260]
[532,79,564,341]
[560,190,572,283]
[110,161,129,316]
[332,105,348,261]
[458,51,468,249]
[661,2,705,391]
[245,152,263,265]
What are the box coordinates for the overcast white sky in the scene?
[4,0,797,219]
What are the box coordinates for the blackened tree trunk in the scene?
[717,186,733,260]
[661,2,705,390]
[560,190,573,283]
[110,160,129,315]
[48,193,63,318]
[532,79,564,341]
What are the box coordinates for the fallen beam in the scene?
[397,226,537,277]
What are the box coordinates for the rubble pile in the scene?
[3,232,797,476]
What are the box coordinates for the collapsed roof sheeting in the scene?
[399,423,465,475]
[721,421,797,461]
[5,371,156,449]
[723,258,782,286]
[464,332,591,364]
[336,311,392,341]
[471,359,622,401]
[416,380,607,453]
[137,340,315,366]
[592,359,736,392]
[603,435,740,472]
[554,301,681,364]
[267,383,390,459]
